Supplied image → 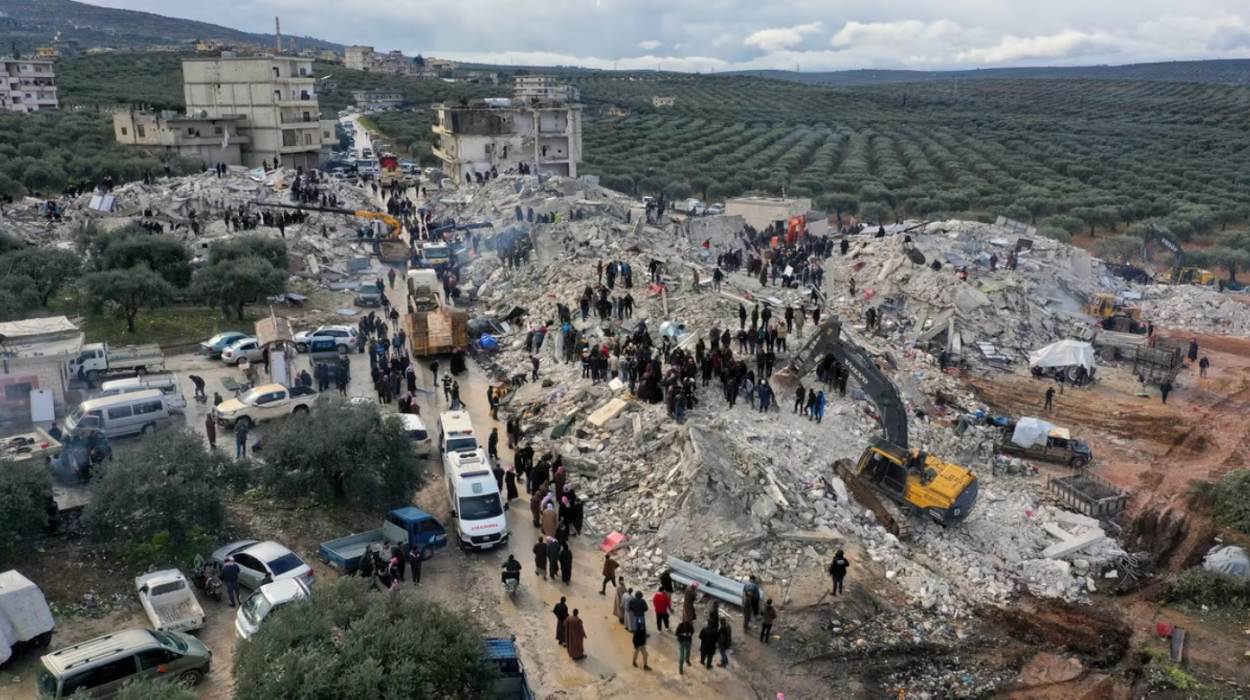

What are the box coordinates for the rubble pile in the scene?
[429,176,1128,615]
[1139,284,1250,335]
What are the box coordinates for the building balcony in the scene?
[274,75,316,83]
[275,96,318,107]
[279,142,321,154]
[431,145,457,163]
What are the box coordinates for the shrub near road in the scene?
[233,578,497,699]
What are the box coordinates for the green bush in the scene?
[1192,469,1250,534]
[233,578,496,699]
[110,673,197,700]
[0,459,53,564]
[1165,568,1250,609]
[256,398,423,507]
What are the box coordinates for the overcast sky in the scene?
[95,0,1250,72]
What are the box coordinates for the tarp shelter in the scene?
[1202,545,1250,580]
[1029,339,1096,372]
[0,570,55,664]
[1011,417,1055,448]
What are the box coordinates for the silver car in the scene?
[220,337,263,366]
[210,540,315,590]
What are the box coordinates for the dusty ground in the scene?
[966,331,1250,696]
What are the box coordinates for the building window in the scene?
[137,125,145,137]
[274,90,282,101]
[304,133,312,145]
[273,66,280,78]
[214,126,222,135]
[188,128,196,136]
[120,127,128,136]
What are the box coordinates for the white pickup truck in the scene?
[135,569,204,633]
[214,383,317,429]
[69,342,166,385]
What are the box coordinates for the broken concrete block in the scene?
[586,398,628,428]
[1041,529,1105,559]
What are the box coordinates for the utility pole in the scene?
[274,16,282,53]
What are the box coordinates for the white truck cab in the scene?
[438,410,479,471]
[445,448,508,551]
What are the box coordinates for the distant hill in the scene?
[729,59,1250,87]
[0,0,342,54]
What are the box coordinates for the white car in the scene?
[235,579,310,640]
[293,325,358,353]
[211,540,315,590]
[220,336,263,365]
[398,414,432,457]
[706,203,725,215]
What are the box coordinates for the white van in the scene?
[63,390,171,439]
[398,414,432,457]
[445,449,508,551]
[437,410,479,471]
[97,375,187,410]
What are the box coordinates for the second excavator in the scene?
[773,317,978,539]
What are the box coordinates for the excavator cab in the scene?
[844,439,978,529]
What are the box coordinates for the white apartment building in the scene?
[344,45,375,71]
[432,98,583,183]
[514,75,579,103]
[181,56,334,169]
[1,58,58,112]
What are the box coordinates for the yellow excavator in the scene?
[773,318,978,539]
[1083,292,1147,334]
[251,201,408,262]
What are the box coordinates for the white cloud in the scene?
[831,19,960,48]
[955,30,1119,64]
[744,22,823,52]
[432,49,730,74]
[637,39,662,50]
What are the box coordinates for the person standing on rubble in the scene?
[1160,381,1173,404]
[698,622,718,669]
[1199,356,1210,377]
[1044,386,1055,413]
[1188,337,1199,365]
[759,599,777,643]
[829,550,850,596]
[738,304,747,331]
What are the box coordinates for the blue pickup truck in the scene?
[318,507,448,575]
[485,637,534,700]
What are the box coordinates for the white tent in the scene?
[1011,417,1055,448]
[1029,339,1096,372]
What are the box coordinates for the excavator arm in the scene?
[775,316,908,448]
[251,201,401,238]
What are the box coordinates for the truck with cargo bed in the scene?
[135,569,204,633]
[318,506,448,575]
[68,342,165,386]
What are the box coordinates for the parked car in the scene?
[209,540,315,590]
[398,414,432,457]
[62,390,172,439]
[36,629,210,698]
[354,282,384,308]
[135,569,204,633]
[293,325,358,353]
[220,337,263,366]
[200,331,249,358]
[97,375,187,411]
[213,384,316,429]
[235,579,310,640]
[706,203,725,215]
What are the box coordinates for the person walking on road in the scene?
[565,609,587,660]
[760,599,777,643]
[221,556,241,607]
[546,537,561,580]
[698,622,718,669]
[717,618,733,667]
[1043,386,1055,413]
[742,575,761,631]
[829,550,850,596]
[653,588,672,632]
[558,543,574,584]
[621,587,635,630]
[554,596,569,646]
[632,626,651,670]
[676,618,695,674]
[682,583,699,623]
[533,539,549,580]
[234,420,249,458]
[205,414,216,450]
[600,554,620,594]
[628,591,649,632]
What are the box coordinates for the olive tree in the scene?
[233,578,497,700]
[0,459,53,563]
[256,398,423,507]
[81,265,176,332]
[83,429,247,564]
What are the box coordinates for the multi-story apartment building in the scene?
[1,58,58,113]
[181,55,334,169]
[432,96,582,183]
[513,75,579,103]
[344,46,375,72]
[112,109,249,166]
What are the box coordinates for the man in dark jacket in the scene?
[698,623,718,668]
[221,556,241,607]
[627,591,649,632]
[717,618,733,667]
[829,550,850,595]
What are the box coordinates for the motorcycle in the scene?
[191,555,224,603]
[503,576,519,598]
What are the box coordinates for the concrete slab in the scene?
[586,398,628,427]
[1041,529,1105,559]
[1043,523,1074,541]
